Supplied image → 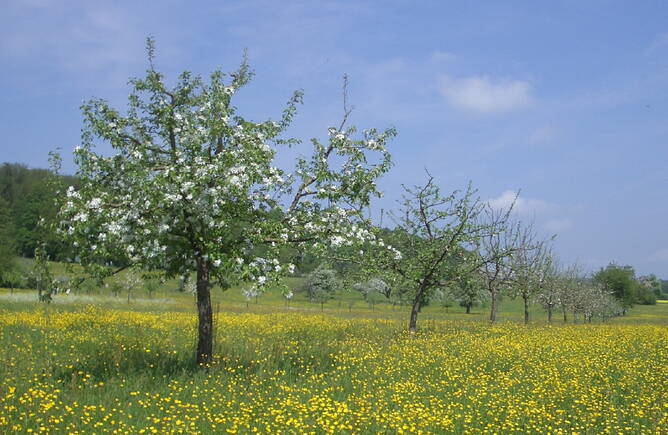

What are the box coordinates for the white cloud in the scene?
[544,218,573,233]
[0,2,153,90]
[489,190,554,216]
[439,74,533,113]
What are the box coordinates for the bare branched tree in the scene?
[508,223,554,324]
[476,206,519,323]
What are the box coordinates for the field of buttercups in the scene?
[1,303,667,434]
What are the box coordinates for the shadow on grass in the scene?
[52,339,339,384]
[52,348,199,383]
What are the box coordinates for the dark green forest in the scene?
[0,163,77,259]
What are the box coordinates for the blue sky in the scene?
[1,0,667,277]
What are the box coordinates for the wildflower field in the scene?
[0,291,667,434]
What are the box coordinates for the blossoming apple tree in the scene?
[57,40,395,365]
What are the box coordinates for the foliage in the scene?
[242,285,261,305]
[354,278,389,309]
[635,285,657,305]
[594,263,639,310]
[0,163,77,259]
[144,276,161,299]
[449,273,486,314]
[30,245,56,302]
[507,224,554,324]
[122,269,143,302]
[537,258,565,322]
[353,277,391,300]
[639,274,662,298]
[0,196,17,285]
[637,274,660,304]
[304,265,339,307]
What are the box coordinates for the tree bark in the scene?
[195,258,213,366]
[523,295,529,324]
[465,304,471,314]
[547,306,552,323]
[489,290,498,323]
[562,308,567,323]
[409,285,426,333]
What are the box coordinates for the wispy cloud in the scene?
[0,2,155,93]
[489,190,574,234]
[438,74,533,113]
[489,190,555,216]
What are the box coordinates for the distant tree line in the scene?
[0,163,77,259]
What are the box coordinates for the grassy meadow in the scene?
[0,263,667,433]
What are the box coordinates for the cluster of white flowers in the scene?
[330,235,347,247]
[66,186,80,198]
[88,198,102,210]
[73,212,88,223]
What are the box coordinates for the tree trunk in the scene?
[409,285,425,333]
[523,295,529,324]
[547,306,553,323]
[562,308,567,323]
[465,304,471,314]
[195,258,213,366]
[489,290,498,323]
